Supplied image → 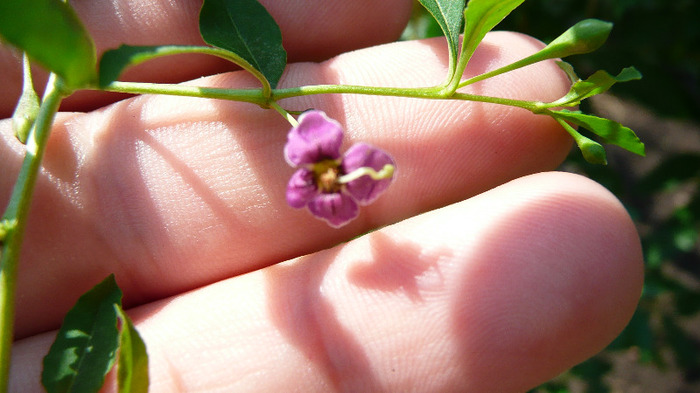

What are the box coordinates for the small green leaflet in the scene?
[115,307,149,393]
[550,67,642,107]
[552,110,645,157]
[417,0,466,75]
[199,0,287,89]
[0,0,96,89]
[461,0,526,71]
[556,61,579,84]
[42,275,149,393]
[544,65,643,164]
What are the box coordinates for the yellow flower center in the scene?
[313,159,342,193]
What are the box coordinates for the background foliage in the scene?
[404,0,700,391]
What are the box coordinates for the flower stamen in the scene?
[312,159,342,193]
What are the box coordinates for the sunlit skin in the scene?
[2,0,643,391]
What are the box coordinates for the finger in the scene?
[2,32,573,338]
[0,0,413,116]
[10,172,644,392]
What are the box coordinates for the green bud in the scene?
[579,139,608,165]
[0,219,18,242]
[543,19,613,59]
[12,53,40,144]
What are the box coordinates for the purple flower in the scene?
[284,110,395,227]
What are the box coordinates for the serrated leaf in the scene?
[42,275,122,393]
[460,0,526,69]
[551,67,642,107]
[199,0,286,89]
[0,0,96,89]
[115,306,149,393]
[552,110,645,156]
[417,0,466,73]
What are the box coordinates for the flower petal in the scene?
[286,169,318,208]
[341,143,395,205]
[307,193,359,228]
[284,110,344,167]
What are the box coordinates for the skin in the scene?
[2,0,643,391]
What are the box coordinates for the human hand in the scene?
[3,0,643,391]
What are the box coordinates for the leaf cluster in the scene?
[415,0,645,164]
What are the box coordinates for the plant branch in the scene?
[0,74,65,392]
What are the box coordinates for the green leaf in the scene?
[12,54,41,144]
[552,110,645,157]
[0,0,96,89]
[417,0,466,74]
[550,67,642,107]
[199,0,286,89]
[555,61,579,84]
[42,275,122,393]
[115,306,149,393]
[459,0,526,72]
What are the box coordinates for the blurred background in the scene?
[403,1,700,392]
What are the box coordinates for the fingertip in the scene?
[451,172,643,391]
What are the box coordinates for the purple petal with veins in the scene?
[307,193,359,228]
[342,142,395,205]
[284,110,343,167]
[286,168,318,208]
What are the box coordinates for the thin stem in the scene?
[273,84,442,100]
[269,101,298,126]
[457,50,550,88]
[275,84,543,111]
[450,92,541,111]
[445,26,480,94]
[0,74,65,392]
[103,81,268,106]
[106,45,273,98]
[103,81,544,114]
